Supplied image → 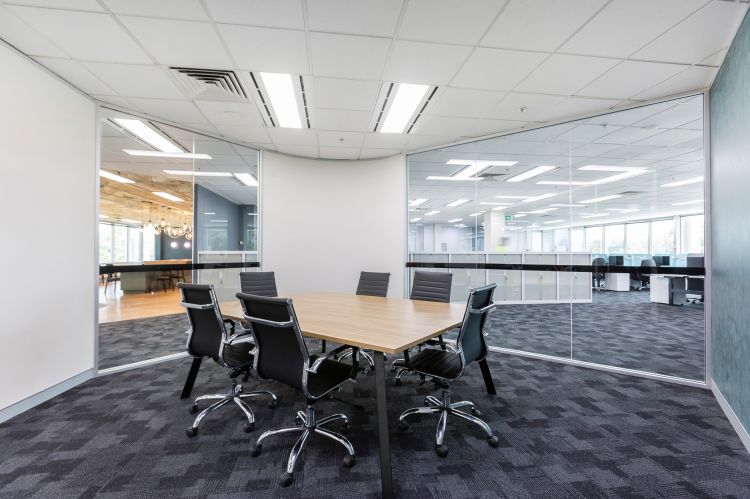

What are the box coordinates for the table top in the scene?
[220,292,466,354]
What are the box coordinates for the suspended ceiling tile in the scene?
[128,98,207,124]
[579,60,687,100]
[33,57,115,94]
[312,108,373,133]
[516,54,619,96]
[218,24,308,74]
[451,48,547,91]
[267,127,319,146]
[633,66,717,101]
[0,5,67,57]
[204,0,304,29]
[428,88,507,119]
[318,146,361,160]
[83,62,185,98]
[308,32,390,80]
[399,0,506,45]
[307,0,403,37]
[102,0,209,20]
[413,115,476,137]
[194,101,265,126]
[316,130,365,148]
[382,40,471,86]
[310,77,381,112]
[487,93,567,122]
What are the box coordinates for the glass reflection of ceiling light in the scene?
[514,214,527,218]
[445,199,469,207]
[426,176,484,181]
[536,180,589,186]
[506,165,557,183]
[259,72,302,128]
[99,214,109,218]
[494,195,531,199]
[122,219,140,224]
[521,207,559,214]
[170,241,178,248]
[550,203,586,207]
[606,208,640,213]
[518,193,558,204]
[544,219,566,224]
[672,200,703,206]
[491,206,507,211]
[100,170,136,184]
[210,219,228,223]
[580,194,622,204]
[380,83,429,133]
[163,170,232,177]
[204,212,216,215]
[123,150,212,159]
[661,176,704,187]
[233,173,258,186]
[448,218,462,223]
[425,210,440,216]
[578,165,650,185]
[113,118,182,153]
[469,212,484,217]
[410,217,422,222]
[447,159,518,179]
[479,202,513,206]
[153,191,183,202]
[409,198,428,206]
[581,213,608,219]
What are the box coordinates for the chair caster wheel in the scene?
[342,454,356,468]
[189,404,199,414]
[279,472,293,487]
[243,422,255,433]
[343,420,351,431]
[435,444,449,457]
[394,378,402,386]
[487,435,499,448]
[185,427,198,438]
[471,407,482,417]
[250,444,262,457]
[423,398,430,406]
[294,415,303,424]
[268,399,278,409]
[398,420,409,432]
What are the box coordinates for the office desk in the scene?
[219,292,485,499]
[650,274,704,305]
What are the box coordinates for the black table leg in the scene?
[180,357,202,399]
[478,359,496,395]
[373,352,394,499]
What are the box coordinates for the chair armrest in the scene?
[307,345,351,374]
[223,326,255,346]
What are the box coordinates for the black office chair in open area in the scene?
[397,283,499,457]
[592,257,606,289]
[239,271,278,297]
[337,271,391,370]
[179,283,277,438]
[637,258,656,290]
[392,271,453,384]
[237,292,357,487]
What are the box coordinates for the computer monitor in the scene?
[653,255,670,266]
[608,255,624,265]
[686,255,704,268]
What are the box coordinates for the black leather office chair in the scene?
[397,283,499,457]
[592,257,606,289]
[238,293,356,487]
[392,271,453,384]
[337,271,391,371]
[239,271,278,297]
[637,258,656,290]
[179,283,277,438]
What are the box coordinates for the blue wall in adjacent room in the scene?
[193,184,256,253]
[709,10,750,432]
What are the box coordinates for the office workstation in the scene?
[2,1,750,497]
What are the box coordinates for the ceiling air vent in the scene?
[170,67,248,102]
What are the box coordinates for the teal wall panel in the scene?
[710,10,750,430]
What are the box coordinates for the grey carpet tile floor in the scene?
[1,353,747,498]
[99,290,705,381]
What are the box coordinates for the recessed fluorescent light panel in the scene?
[113,119,182,153]
[495,195,531,199]
[153,192,183,202]
[522,208,558,214]
[447,159,518,179]
[480,202,513,206]
[578,165,650,185]
[514,214,526,218]
[672,200,703,206]
[469,212,484,217]
[163,170,232,177]
[537,180,589,186]
[446,199,469,207]
[447,218,462,223]
[380,83,429,134]
[426,176,484,181]
[544,219,566,224]
[661,176,704,187]
[506,165,557,183]
[518,193,558,204]
[550,203,586,207]
[580,194,622,204]
[100,170,135,184]
[581,213,608,219]
[123,150,212,159]
[259,72,303,128]
[409,198,428,206]
[424,210,440,216]
[233,173,258,187]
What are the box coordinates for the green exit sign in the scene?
[504,215,514,221]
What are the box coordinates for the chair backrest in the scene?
[179,283,226,359]
[455,283,496,366]
[239,271,278,297]
[411,271,453,303]
[356,271,390,297]
[592,257,606,278]
[641,258,656,268]
[236,293,308,391]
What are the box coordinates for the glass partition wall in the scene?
[406,94,706,381]
[97,108,259,370]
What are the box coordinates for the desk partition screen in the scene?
[97,108,260,371]
[406,94,706,382]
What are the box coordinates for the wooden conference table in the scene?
[208,292,496,499]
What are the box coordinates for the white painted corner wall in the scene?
[261,151,406,298]
[0,42,96,414]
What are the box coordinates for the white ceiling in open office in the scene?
[407,95,706,229]
[0,0,746,160]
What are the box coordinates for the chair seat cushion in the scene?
[398,348,463,380]
[220,342,254,368]
[306,356,352,398]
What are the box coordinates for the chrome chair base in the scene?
[251,404,356,487]
[398,389,499,457]
[337,349,375,372]
[186,378,277,437]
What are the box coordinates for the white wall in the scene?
[262,151,406,298]
[0,43,96,412]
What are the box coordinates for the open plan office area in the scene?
[2,1,750,497]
